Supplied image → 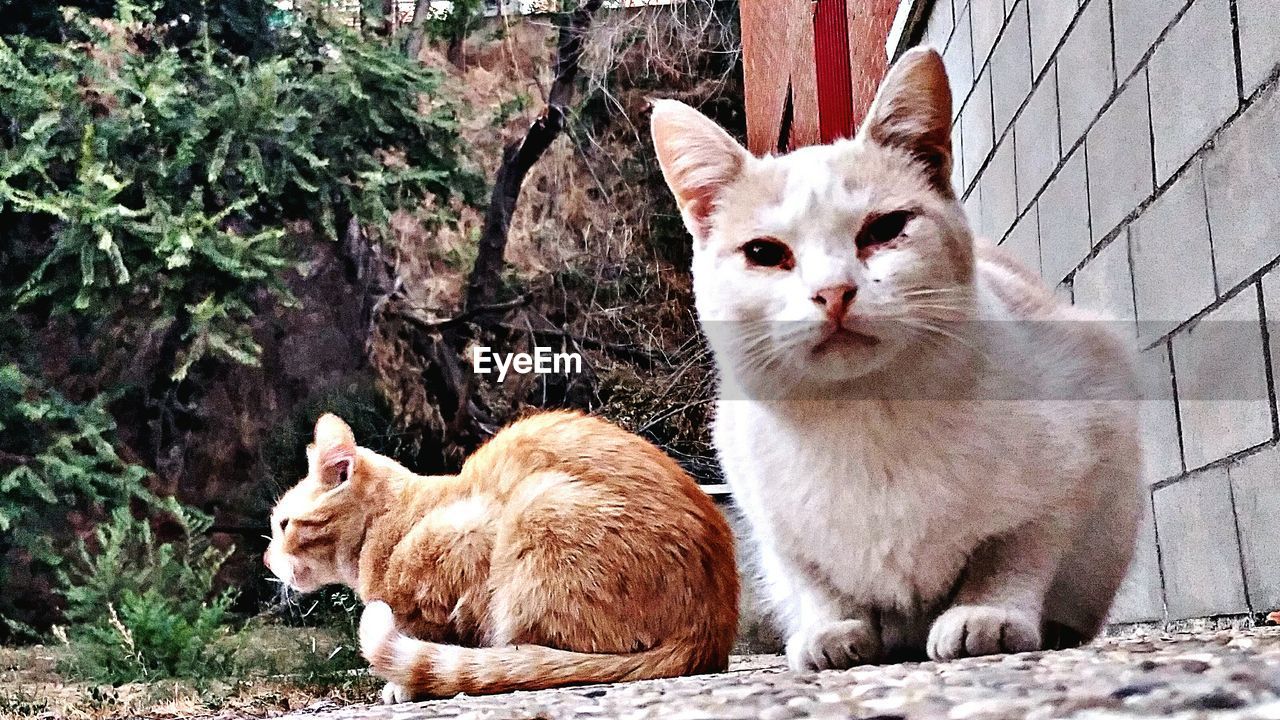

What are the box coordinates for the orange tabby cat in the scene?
[264,411,738,701]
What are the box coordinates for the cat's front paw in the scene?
[785,618,882,671]
[380,682,410,705]
[927,605,1040,661]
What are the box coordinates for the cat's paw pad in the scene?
[785,618,882,672]
[927,605,1040,661]
[380,682,410,705]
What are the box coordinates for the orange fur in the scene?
[265,411,738,699]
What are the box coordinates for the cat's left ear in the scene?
[312,413,356,487]
[651,99,751,244]
[859,47,953,194]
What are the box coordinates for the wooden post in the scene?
[741,0,901,156]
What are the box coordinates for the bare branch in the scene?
[464,0,605,313]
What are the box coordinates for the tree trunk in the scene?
[405,0,434,60]
[464,0,604,313]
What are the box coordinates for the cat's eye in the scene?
[858,210,915,249]
[741,238,794,270]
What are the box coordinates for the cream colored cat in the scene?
[651,48,1142,669]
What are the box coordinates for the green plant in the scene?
[425,0,485,52]
[0,365,153,639]
[58,499,240,683]
[0,0,479,633]
[1,3,478,379]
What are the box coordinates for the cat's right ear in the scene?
[650,99,750,244]
[859,47,954,194]
[312,413,356,487]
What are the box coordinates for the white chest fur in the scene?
[714,394,1088,628]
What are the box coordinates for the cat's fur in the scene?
[265,411,738,700]
[650,48,1142,669]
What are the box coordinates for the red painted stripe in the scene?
[813,0,856,143]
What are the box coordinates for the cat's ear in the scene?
[312,413,356,487]
[651,99,750,243]
[859,47,953,193]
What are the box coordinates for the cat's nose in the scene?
[812,284,857,320]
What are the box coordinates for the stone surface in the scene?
[1204,81,1280,292]
[1237,0,1280,95]
[1027,0,1077,76]
[989,0,1031,135]
[1037,145,1091,284]
[1152,469,1249,619]
[1229,444,1280,614]
[1110,0,1187,80]
[1086,73,1153,242]
[1146,0,1237,183]
[1013,65,1060,209]
[271,628,1280,720]
[1073,230,1137,334]
[1129,161,1216,343]
[1171,288,1272,470]
[1056,0,1115,150]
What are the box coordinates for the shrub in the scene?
[0,364,152,639]
[1,2,478,379]
[0,0,479,633]
[58,498,240,683]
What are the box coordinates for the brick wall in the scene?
[901,0,1280,624]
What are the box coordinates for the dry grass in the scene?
[370,1,742,476]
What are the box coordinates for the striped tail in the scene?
[358,601,703,699]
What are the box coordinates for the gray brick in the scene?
[971,0,1007,72]
[1109,501,1165,624]
[1038,146,1090,284]
[929,0,956,49]
[1153,469,1248,620]
[1259,265,1280,428]
[1111,0,1186,80]
[1073,229,1136,333]
[1238,0,1280,95]
[944,4,976,118]
[1001,204,1041,273]
[1027,0,1078,76]
[979,135,1019,240]
[990,1,1031,134]
[1130,163,1216,344]
[1204,82,1280,292]
[964,182,984,230]
[1137,344,1184,483]
[1229,445,1280,613]
[1057,0,1115,149]
[951,115,966,196]
[1172,289,1272,470]
[1014,67,1060,210]
[1085,74,1153,242]
[1147,0,1237,183]
[962,70,995,190]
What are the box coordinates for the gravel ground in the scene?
[275,627,1280,720]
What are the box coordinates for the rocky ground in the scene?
[271,626,1280,720]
